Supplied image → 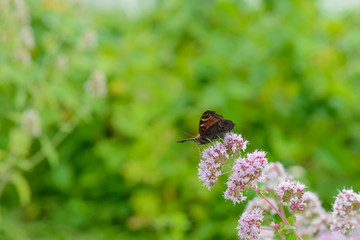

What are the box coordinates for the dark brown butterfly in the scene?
[177,110,235,144]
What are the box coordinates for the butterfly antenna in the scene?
[177,138,195,143]
[182,131,195,138]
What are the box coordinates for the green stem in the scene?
[292,210,295,226]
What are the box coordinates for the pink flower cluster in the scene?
[198,141,228,189]
[316,226,360,240]
[223,132,248,156]
[295,192,327,237]
[276,179,307,211]
[192,131,360,240]
[198,133,248,190]
[332,189,360,218]
[224,150,268,204]
[330,189,360,234]
[262,162,291,192]
[237,208,264,240]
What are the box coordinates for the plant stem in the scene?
[292,210,295,226]
[226,164,233,169]
[278,199,286,217]
[252,187,303,240]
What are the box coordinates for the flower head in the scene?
[262,162,291,192]
[21,108,42,137]
[302,192,326,219]
[294,192,327,237]
[201,141,228,161]
[270,222,281,231]
[223,132,248,156]
[315,230,346,240]
[237,208,264,240]
[224,150,268,204]
[332,189,360,218]
[330,216,357,236]
[276,179,307,211]
[198,141,228,189]
[55,54,68,70]
[330,188,360,234]
[85,70,108,98]
[20,26,35,49]
[80,29,98,50]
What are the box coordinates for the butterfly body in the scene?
[177,110,235,144]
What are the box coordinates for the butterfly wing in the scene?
[178,110,234,145]
[198,110,223,135]
[202,119,235,140]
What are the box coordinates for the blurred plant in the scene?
[0,0,106,205]
[21,108,42,138]
[0,0,360,239]
[197,133,360,239]
[80,29,98,50]
[84,70,108,98]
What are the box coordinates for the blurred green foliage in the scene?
[0,0,360,239]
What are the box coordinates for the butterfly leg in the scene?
[197,143,201,157]
[205,137,214,145]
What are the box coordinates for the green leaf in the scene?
[259,189,269,195]
[276,222,285,233]
[40,135,59,168]
[283,225,296,230]
[287,216,296,225]
[95,139,126,171]
[277,224,297,234]
[11,172,31,205]
[256,192,263,199]
[286,232,298,240]
[9,128,32,157]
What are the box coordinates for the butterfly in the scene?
[177,110,235,144]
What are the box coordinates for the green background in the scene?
[0,0,359,239]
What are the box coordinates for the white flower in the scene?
[80,29,98,50]
[21,109,41,137]
[84,70,108,98]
